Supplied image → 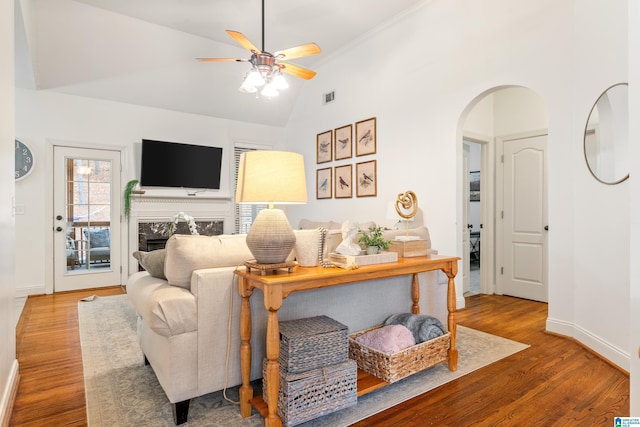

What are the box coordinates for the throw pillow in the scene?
[164,234,253,289]
[133,249,166,279]
[84,228,110,248]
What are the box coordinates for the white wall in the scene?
[564,0,629,369]
[14,89,285,295]
[285,0,631,373]
[0,0,18,422]
[628,0,639,413]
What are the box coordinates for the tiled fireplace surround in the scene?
[127,196,233,275]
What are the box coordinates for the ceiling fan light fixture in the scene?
[245,69,265,87]
[239,80,257,93]
[271,72,289,90]
[261,83,279,97]
[197,1,321,99]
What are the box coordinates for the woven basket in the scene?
[279,315,348,374]
[263,359,357,427]
[349,325,450,383]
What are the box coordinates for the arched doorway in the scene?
[459,86,549,302]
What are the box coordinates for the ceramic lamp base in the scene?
[246,208,296,264]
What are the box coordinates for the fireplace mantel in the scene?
[126,196,234,275]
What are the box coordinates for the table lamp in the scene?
[235,150,307,264]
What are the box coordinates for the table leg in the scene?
[411,273,421,314]
[264,285,284,427]
[445,262,459,371]
[238,277,254,418]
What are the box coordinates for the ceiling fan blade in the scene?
[196,57,246,62]
[274,43,321,60]
[226,30,261,54]
[279,62,317,80]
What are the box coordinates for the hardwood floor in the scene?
[11,287,125,427]
[353,295,630,426]
[10,291,628,426]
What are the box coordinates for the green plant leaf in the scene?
[124,179,139,219]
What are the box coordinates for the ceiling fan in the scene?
[196,0,321,96]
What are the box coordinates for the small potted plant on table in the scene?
[358,226,392,255]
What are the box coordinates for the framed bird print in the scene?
[334,164,352,198]
[334,124,352,160]
[316,130,333,163]
[356,160,377,197]
[316,167,332,199]
[355,117,376,156]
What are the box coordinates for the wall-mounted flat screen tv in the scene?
[140,139,223,189]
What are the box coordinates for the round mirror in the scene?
[584,83,629,184]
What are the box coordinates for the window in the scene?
[234,146,267,234]
[65,157,112,270]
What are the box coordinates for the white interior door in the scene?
[500,134,548,302]
[53,146,122,292]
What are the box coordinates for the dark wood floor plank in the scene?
[9,290,628,426]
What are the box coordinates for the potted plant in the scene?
[358,226,392,255]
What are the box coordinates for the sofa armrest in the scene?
[127,271,197,337]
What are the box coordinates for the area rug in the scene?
[79,295,528,427]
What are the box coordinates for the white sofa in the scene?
[126,224,437,424]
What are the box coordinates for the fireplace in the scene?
[138,220,224,252]
[127,195,232,276]
[146,238,169,251]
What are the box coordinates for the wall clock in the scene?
[15,139,35,181]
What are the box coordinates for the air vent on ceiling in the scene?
[323,91,335,105]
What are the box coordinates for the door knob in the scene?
[56,215,63,221]
[544,225,549,231]
[56,226,63,232]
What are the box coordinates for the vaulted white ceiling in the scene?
[16,0,427,126]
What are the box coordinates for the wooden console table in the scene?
[235,255,460,427]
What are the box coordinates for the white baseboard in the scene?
[547,317,629,372]
[0,359,19,427]
[546,317,574,337]
[15,285,46,298]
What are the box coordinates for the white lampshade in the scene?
[236,151,307,205]
[236,151,307,264]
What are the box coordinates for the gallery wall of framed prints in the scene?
[315,117,378,199]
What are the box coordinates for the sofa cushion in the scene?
[164,234,253,289]
[84,228,110,248]
[126,271,197,337]
[133,249,166,279]
[298,218,342,230]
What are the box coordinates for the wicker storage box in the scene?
[279,315,348,373]
[349,325,451,383]
[263,359,358,427]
